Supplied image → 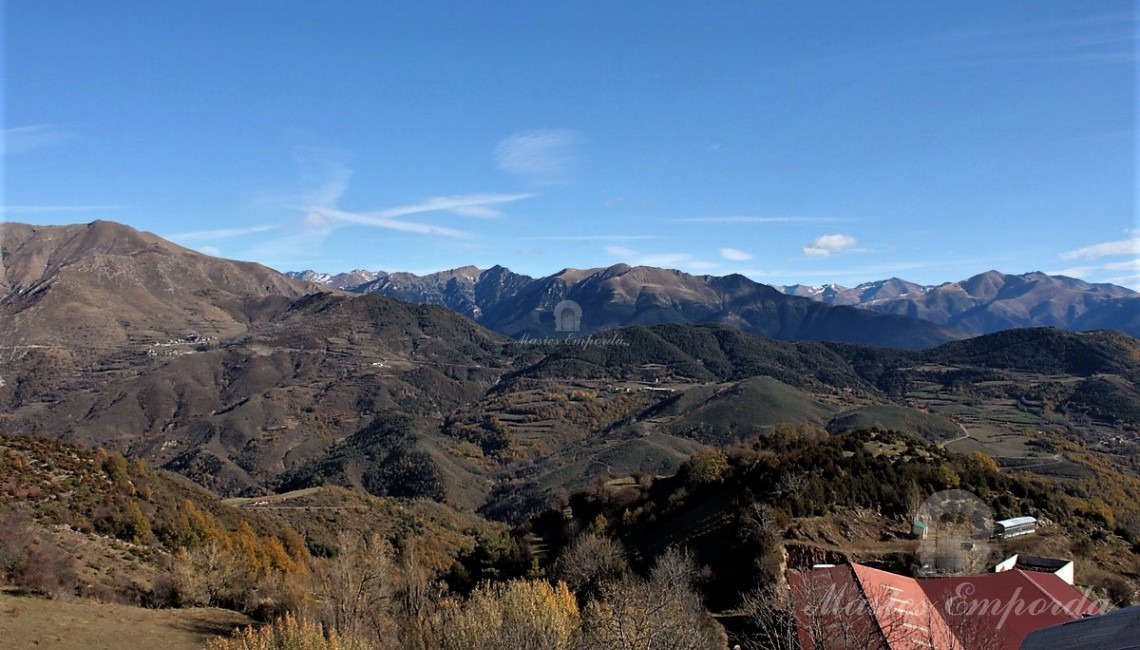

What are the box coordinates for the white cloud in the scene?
[1048,258,1140,283]
[373,193,534,220]
[520,235,662,242]
[1105,274,1140,289]
[198,246,222,257]
[294,193,534,241]
[803,234,858,257]
[168,225,278,242]
[496,129,580,184]
[720,247,753,261]
[1059,237,1140,260]
[314,207,469,238]
[1,125,73,155]
[673,216,846,223]
[1105,259,1140,271]
[305,166,354,208]
[303,212,331,228]
[294,146,355,208]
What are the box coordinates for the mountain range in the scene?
[289,263,967,349]
[780,271,1138,335]
[289,265,1138,339]
[3,221,1139,526]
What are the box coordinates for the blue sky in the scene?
[3,1,1137,288]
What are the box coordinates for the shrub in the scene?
[424,579,580,650]
[206,613,374,650]
[0,509,77,598]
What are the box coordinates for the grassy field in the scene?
[0,589,251,650]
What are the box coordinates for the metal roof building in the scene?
[994,516,1037,538]
[1020,605,1140,650]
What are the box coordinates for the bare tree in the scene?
[785,570,909,650]
[777,472,808,507]
[308,531,398,648]
[554,532,629,601]
[738,584,799,650]
[578,546,727,650]
[171,539,244,607]
[392,541,449,650]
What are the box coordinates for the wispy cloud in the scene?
[297,193,535,240]
[803,234,858,257]
[311,207,469,238]
[244,141,536,269]
[520,235,663,242]
[295,145,355,208]
[496,129,580,184]
[0,204,126,215]
[1049,259,1140,286]
[167,225,278,242]
[720,247,753,261]
[673,216,847,224]
[1,125,74,155]
[1104,274,1140,289]
[1105,259,1140,271]
[1059,237,1140,260]
[372,193,534,220]
[936,10,1136,67]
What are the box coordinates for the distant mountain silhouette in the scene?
[284,268,380,289]
[781,271,1138,336]
[304,263,964,349]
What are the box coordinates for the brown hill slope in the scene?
[2,290,516,499]
[0,221,315,361]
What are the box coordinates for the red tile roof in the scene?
[921,570,1101,650]
[788,563,1102,650]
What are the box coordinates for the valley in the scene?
[1,221,1139,649]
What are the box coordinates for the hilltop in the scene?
[0,221,313,354]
